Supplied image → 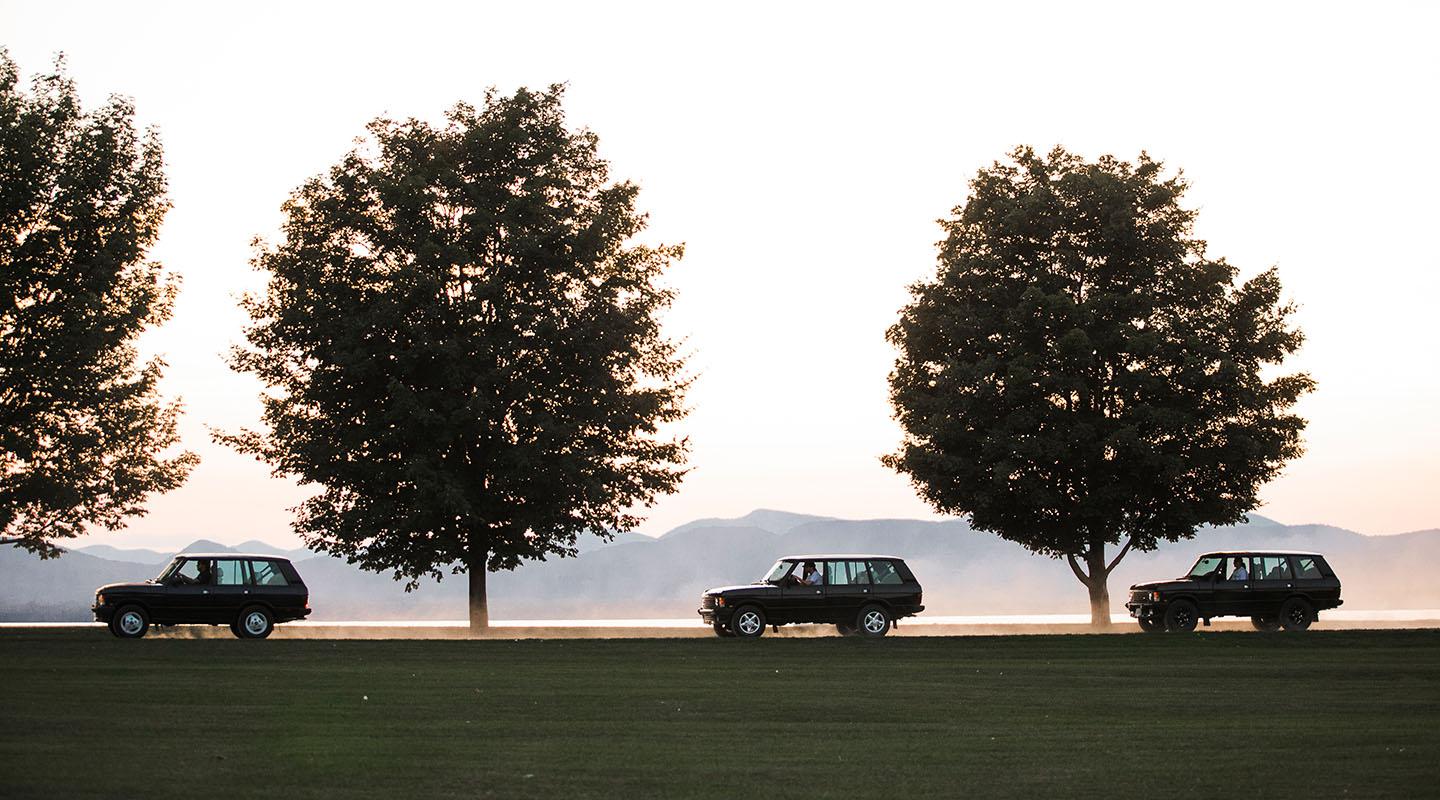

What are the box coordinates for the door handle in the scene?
[863,589,869,593]
[202,590,208,594]
[815,590,821,594]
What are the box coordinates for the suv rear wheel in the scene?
[110,605,149,639]
[857,605,892,638]
[1279,598,1314,632]
[236,606,275,639]
[1251,615,1281,632]
[730,606,766,638]
[1164,600,1198,632]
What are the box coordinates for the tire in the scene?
[729,606,766,638]
[857,605,892,638]
[712,622,735,638]
[1163,600,1198,632]
[110,605,149,639]
[236,606,275,639]
[1279,598,1314,632]
[836,622,858,637]
[1138,616,1165,633]
[1251,615,1281,632]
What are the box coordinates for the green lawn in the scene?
[2,629,1437,799]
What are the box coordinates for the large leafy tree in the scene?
[885,146,1313,625]
[225,86,689,631]
[0,51,197,558]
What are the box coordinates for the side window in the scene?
[825,561,848,586]
[250,560,289,586]
[173,560,202,583]
[846,561,872,585]
[1256,556,1292,581]
[1293,557,1322,579]
[870,560,903,585]
[215,559,248,586]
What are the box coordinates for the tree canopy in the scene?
[224,86,689,629]
[884,146,1313,624]
[0,50,196,558]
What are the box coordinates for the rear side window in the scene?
[250,560,290,586]
[215,559,249,586]
[825,561,872,585]
[1293,557,1323,579]
[870,560,904,585]
[1254,556,1292,581]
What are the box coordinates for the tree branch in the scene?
[1066,553,1092,586]
[1105,537,1134,575]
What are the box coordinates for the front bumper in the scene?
[697,607,733,625]
[92,604,114,623]
[1126,602,1160,618]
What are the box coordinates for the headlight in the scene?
[1148,591,1162,602]
[715,596,726,607]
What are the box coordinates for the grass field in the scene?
[3,629,1438,799]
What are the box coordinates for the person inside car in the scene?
[1231,557,1248,582]
[801,561,821,586]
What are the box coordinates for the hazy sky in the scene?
[3,1,1437,550]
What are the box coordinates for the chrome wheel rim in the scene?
[737,612,761,635]
[119,611,143,635]
[244,611,268,635]
[863,611,886,633]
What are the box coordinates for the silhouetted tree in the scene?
[0,50,196,558]
[884,146,1312,626]
[223,86,689,631]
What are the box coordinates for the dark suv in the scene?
[93,553,311,639]
[1126,550,1342,632]
[698,554,924,638]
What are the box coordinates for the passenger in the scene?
[1231,557,1249,582]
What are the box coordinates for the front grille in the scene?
[1129,590,1153,604]
[701,595,715,609]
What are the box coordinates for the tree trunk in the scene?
[467,549,489,635]
[1082,544,1108,628]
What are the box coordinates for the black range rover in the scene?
[1126,550,1342,632]
[698,554,924,638]
[93,553,311,639]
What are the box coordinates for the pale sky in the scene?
[3,1,1437,550]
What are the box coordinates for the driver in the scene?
[195,559,214,585]
[800,561,821,586]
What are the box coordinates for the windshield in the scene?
[1187,556,1224,579]
[154,557,184,583]
[762,560,796,583]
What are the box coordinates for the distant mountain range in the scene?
[2,509,1437,621]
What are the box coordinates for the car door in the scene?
[777,562,826,623]
[211,559,252,623]
[162,557,210,622]
[825,560,873,623]
[1213,555,1258,617]
[1251,555,1295,615]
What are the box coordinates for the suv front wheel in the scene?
[857,605,892,638]
[110,605,149,639]
[1164,600,1198,632]
[730,606,766,638]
